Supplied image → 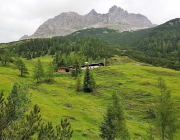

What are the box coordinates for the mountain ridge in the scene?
[20,5,156,40]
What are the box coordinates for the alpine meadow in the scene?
[1,4,180,140]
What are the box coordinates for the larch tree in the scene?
[33,59,44,83]
[154,78,179,140]
[1,49,12,65]
[46,61,54,83]
[14,58,29,76]
[75,74,82,92]
[71,60,82,77]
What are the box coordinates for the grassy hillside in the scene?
[1,55,180,139]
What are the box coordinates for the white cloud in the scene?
[0,0,180,43]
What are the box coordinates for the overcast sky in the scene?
[0,0,180,43]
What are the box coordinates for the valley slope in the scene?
[0,56,180,139]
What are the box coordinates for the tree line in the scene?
[0,36,115,64]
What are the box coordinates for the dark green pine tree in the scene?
[0,84,29,139]
[2,104,42,140]
[38,118,73,140]
[1,90,19,139]
[56,118,73,140]
[83,65,93,92]
[100,93,130,140]
[38,122,55,140]
[9,83,29,119]
[20,104,42,140]
[4,95,16,125]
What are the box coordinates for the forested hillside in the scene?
[0,37,118,69]
[127,18,180,70]
[66,18,180,70]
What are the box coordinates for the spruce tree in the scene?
[56,118,73,140]
[38,122,55,140]
[33,59,44,83]
[2,104,42,140]
[4,95,16,125]
[100,93,129,140]
[20,104,42,140]
[9,83,29,119]
[83,65,94,92]
[38,118,73,140]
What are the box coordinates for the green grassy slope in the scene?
[0,55,180,139]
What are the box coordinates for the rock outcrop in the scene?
[20,5,155,40]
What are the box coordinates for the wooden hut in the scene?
[57,66,72,73]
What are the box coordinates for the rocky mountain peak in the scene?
[19,35,29,40]
[109,5,125,13]
[20,6,155,40]
[56,12,80,19]
[88,9,98,15]
[109,5,118,11]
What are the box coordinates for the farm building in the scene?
[57,62,104,73]
[57,66,73,73]
[81,62,104,69]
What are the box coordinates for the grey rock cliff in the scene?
[20,5,155,40]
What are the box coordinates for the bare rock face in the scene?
[19,35,29,40]
[20,5,155,40]
[108,6,152,27]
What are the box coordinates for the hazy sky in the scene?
[0,0,180,43]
